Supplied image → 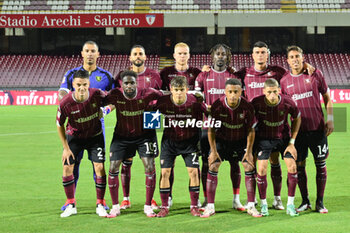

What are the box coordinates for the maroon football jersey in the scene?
[56,88,107,138]
[211,96,255,141]
[235,65,287,102]
[116,67,162,90]
[106,88,163,138]
[156,94,207,141]
[160,65,201,90]
[195,67,237,106]
[280,70,328,132]
[252,94,300,139]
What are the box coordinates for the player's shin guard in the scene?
[287,172,298,198]
[271,164,282,197]
[145,170,156,205]
[108,171,119,205]
[189,186,200,206]
[297,166,309,202]
[160,188,170,208]
[315,161,327,203]
[201,161,208,198]
[63,175,75,201]
[206,171,218,204]
[257,174,267,200]
[230,161,241,195]
[245,171,256,203]
[121,160,132,198]
[96,176,106,203]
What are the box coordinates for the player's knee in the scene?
[242,162,254,172]
[209,162,221,172]
[63,165,74,176]
[109,160,121,173]
[94,162,105,173]
[257,162,268,176]
[285,159,297,173]
[188,168,199,180]
[161,168,171,179]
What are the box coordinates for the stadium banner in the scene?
[0,14,164,28]
[1,89,350,106]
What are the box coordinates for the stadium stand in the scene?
[0,53,348,88]
[1,0,349,13]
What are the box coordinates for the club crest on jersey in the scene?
[267,72,272,76]
[92,103,97,108]
[139,100,143,104]
[95,76,102,82]
[145,77,151,82]
[187,108,192,113]
[305,79,311,84]
[280,111,284,116]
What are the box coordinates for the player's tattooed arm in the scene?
[323,92,334,136]
[207,127,221,165]
[284,115,301,160]
[57,125,75,165]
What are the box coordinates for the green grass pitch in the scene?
[0,104,349,233]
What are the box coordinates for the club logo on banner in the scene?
[146,15,156,26]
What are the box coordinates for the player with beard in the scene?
[281,46,333,214]
[106,70,163,218]
[252,78,301,217]
[234,41,314,210]
[58,41,114,211]
[115,45,162,210]
[195,44,243,211]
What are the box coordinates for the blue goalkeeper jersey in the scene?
[59,66,114,92]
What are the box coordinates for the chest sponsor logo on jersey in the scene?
[208,88,225,94]
[248,82,264,89]
[222,122,243,129]
[263,119,284,127]
[287,84,294,88]
[75,112,99,123]
[95,76,102,82]
[120,110,144,116]
[292,91,313,101]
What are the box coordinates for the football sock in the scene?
[145,170,156,206]
[297,166,309,202]
[189,186,200,206]
[108,171,119,205]
[287,172,298,197]
[316,161,327,203]
[160,188,170,207]
[62,175,75,200]
[206,170,218,204]
[257,174,267,200]
[201,162,208,198]
[96,175,106,202]
[245,171,256,203]
[121,160,132,199]
[169,167,174,198]
[230,161,241,195]
[271,163,282,196]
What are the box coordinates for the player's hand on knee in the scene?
[208,151,221,165]
[325,120,334,136]
[242,151,255,168]
[284,144,297,161]
[62,148,75,165]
